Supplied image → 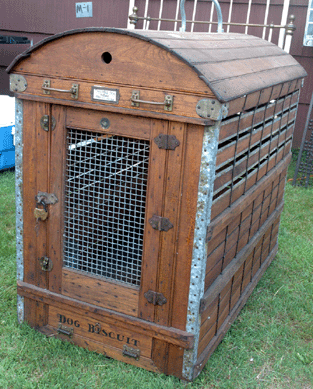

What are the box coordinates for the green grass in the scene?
[0,157,313,389]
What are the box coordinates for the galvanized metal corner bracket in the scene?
[196,99,229,121]
[10,74,27,93]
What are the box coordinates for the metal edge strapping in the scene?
[15,98,24,324]
[182,122,220,381]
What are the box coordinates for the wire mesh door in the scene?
[63,128,150,286]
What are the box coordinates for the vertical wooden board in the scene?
[23,298,38,327]
[35,102,50,290]
[22,100,38,286]
[155,122,186,326]
[171,124,204,331]
[151,339,168,373]
[48,105,67,294]
[138,119,168,322]
[166,343,185,379]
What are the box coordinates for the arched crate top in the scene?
[7,28,306,103]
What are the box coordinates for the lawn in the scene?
[0,157,312,389]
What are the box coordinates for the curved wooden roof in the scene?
[7,28,306,102]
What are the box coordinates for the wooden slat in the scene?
[17,281,194,349]
[48,104,66,294]
[138,119,168,322]
[170,124,204,331]
[35,102,50,290]
[209,66,304,103]
[155,121,186,326]
[173,44,284,65]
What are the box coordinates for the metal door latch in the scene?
[34,192,58,221]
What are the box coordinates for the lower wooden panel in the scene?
[62,269,139,317]
[39,325,160,373]
[48,305,152,358]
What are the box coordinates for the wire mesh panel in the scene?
[63,128,150,286]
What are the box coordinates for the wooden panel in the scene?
[66,106,151,140]
[17,281,194,349]
[48,305,152,357]
[16,75,213,122]
[194,243,278,379]
[222,89,300,140]
[216,108,297,168]
[13,32,212,94]
[203,201,284,311]
[209,154,291,239]
[62,269,139,317]
[211,153,291,220]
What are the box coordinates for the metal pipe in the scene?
[180,0,223,33]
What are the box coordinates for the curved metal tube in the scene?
[180,0,224,33]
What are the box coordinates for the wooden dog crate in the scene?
[8,28,306,381]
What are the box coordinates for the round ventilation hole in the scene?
[101,52,112,64]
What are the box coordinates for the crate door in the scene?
[47,105,172,320]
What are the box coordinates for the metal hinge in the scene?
[196,99,229,121]
[122,345,140,360]
[154,134,180,150]
[144,290,167,306]
[149,215,173,232]
[40,115,56,132]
